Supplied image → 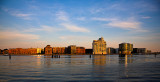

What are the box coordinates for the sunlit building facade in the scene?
[68,45,76,54]
[107,47,116,55]
[133,48,147,54]
[92,37,107,54]
[53,47,66,54]
[119,43,133,55]
[44,45,52,55]
[76,47,85,54]
[9,48,37,54]
[37,48,42,54]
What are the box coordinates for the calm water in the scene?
[0,55,160,82]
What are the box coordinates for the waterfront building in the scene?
[37,48,42,54]
[9,48,22,54]
[44,45,52,55]
[53,47,66,54]
[76,47,85,54]
[41,49,45,54]
[107,47,116,55]
[115,48,119,54]
[85,49,93,54]
[133,48,147,54]
[92,37,107,54]
[147,50,152,53]
[28,48,37,54]
[9,48,37,55]
[68,45,76,54]
[119,43,133,55]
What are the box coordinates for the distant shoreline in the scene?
[0,54,158,56]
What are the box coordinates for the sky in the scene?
[0,0,160,52]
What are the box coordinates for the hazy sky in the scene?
[0,0,160,51]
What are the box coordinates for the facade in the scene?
[115,48,119,54]
[119,43,133,55]
[28,48,37,54]
[68,45,76,54]
[92,37,107,54]
[133,48,147,54]
[107,47,116,55]
[76,47,85,54]
[9,48,37,54]
[44,45,52,55]
[147,50,151,53]
[41,49,45,54]
[53,47,66,54]
[37,48,42,54]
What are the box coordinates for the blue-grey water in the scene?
[0,55,160,82]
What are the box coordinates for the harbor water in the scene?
[0,55,160,82]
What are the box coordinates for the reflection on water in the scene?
[0,55,160,81]
[92,55,107,66]
[119,55,134,67]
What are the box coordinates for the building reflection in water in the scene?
[43,55,91,66]
[119,55,133,67]
[66,55,90,65]
[91,55,111,80]
[119,55,134,78]
[92,55,107,66]
[36,55,43,66]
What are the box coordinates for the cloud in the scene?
[91,17,117,21]
[12,13,33,20]
[141,16,151,19]
[55,11,90,33]
[59,36,79,40]
[106,20,149,32]
[90,17,148,32]
[59,35,89,40]
[0,30,39,40]
[90,7,103,14]
[61,23,90,32]
[107,21,140,29]
[2,7,33,20]
[76,17,86,21]
[56,11,68,21]
[24,25,64,32]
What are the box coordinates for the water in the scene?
[0,55,160,82]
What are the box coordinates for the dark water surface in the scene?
[0,55,160,82]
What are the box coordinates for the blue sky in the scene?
[0,0,160,51]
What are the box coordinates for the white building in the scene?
[92,37,107,54]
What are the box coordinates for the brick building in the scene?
[9,48,37,55]
[76,47,85,54]
[53,47,66,54]
[68,45,76,54]
[44,45,52,55]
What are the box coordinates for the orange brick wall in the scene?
[76,47,85,54]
